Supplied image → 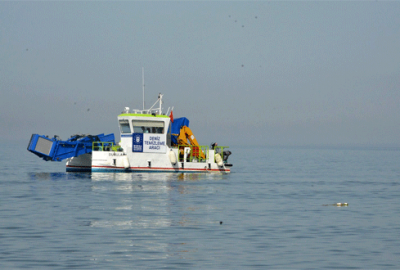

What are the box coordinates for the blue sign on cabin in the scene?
[132,133,143,152]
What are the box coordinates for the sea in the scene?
[1,142,400,269]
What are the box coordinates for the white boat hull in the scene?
[66,149,231,173]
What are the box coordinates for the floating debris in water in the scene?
[220,221,223,225]
[322,203,348,207]
[336,202,348,207]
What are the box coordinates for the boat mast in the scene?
[158,93,163,114]
[142,67,145,110]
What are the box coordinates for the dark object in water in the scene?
[322,203,348,207]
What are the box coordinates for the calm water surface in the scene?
[1,142,400,269]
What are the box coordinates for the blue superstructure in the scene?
[27,133,115,161]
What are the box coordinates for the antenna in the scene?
[142,67,145,110]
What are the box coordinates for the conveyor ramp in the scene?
[27,133,115,161]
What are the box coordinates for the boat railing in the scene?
[92,141,121,152]
[178,145,208,163]
[128,94,165,115]
[129,109,164,115]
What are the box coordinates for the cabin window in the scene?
[132,120,164,134]
[119,120,131,133]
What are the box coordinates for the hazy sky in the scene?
[1,1,400,147]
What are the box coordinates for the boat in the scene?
[27,93,232,173]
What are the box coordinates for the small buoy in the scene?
[220,221,223,225]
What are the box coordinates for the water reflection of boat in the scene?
[28,170,222,261]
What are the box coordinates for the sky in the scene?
[1,1,400,147]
